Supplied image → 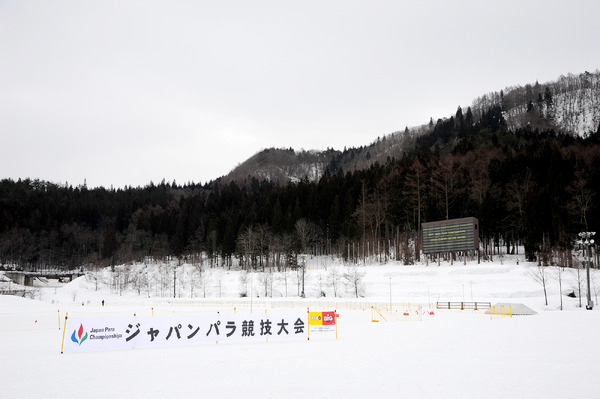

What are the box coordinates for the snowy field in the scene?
[2,255,600,399]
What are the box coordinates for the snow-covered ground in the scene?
[2,255,600,399]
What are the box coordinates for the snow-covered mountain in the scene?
[224,148,334,185]
[223,130,423,185]
[476,70,600,136]
[225,71,600,185]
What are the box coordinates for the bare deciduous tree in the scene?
[238,270,248,297]
[432,155,461,220]
[237,226,258,270]
[567,169,594,230]
[571,258,585,308]
[527,263,549,306]
[404,159,426,261]
[553,250,568,311]
[295,219,318,255]
[328,265,343,297]
[259,270,273,297]
[344,265,366,298]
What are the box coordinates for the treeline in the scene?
[1,113,600,271]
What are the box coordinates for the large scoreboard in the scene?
[421,217,479,254]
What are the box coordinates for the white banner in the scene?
[63,312,307,352]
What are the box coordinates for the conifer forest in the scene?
[2,121,599,271]
[2,72,600,271]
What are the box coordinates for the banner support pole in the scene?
[307,306,310,341]
[335,309,338,340]
[60,313,68,354]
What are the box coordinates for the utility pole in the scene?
[173,268,176,299]
[577,232,596,310]
[389,277,392,311]
[301,256,306,298]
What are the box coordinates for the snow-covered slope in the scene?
[2,253,596,312]
[494,71,600,136]
[2,255,600,399]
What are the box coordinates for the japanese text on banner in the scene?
[63,312,307,352]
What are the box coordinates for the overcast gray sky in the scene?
[1,0,599,188]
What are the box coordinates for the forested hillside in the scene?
[225,71,600,185]
[476,71,600,135]
[2,124,599,270]
[1,72,600,271]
